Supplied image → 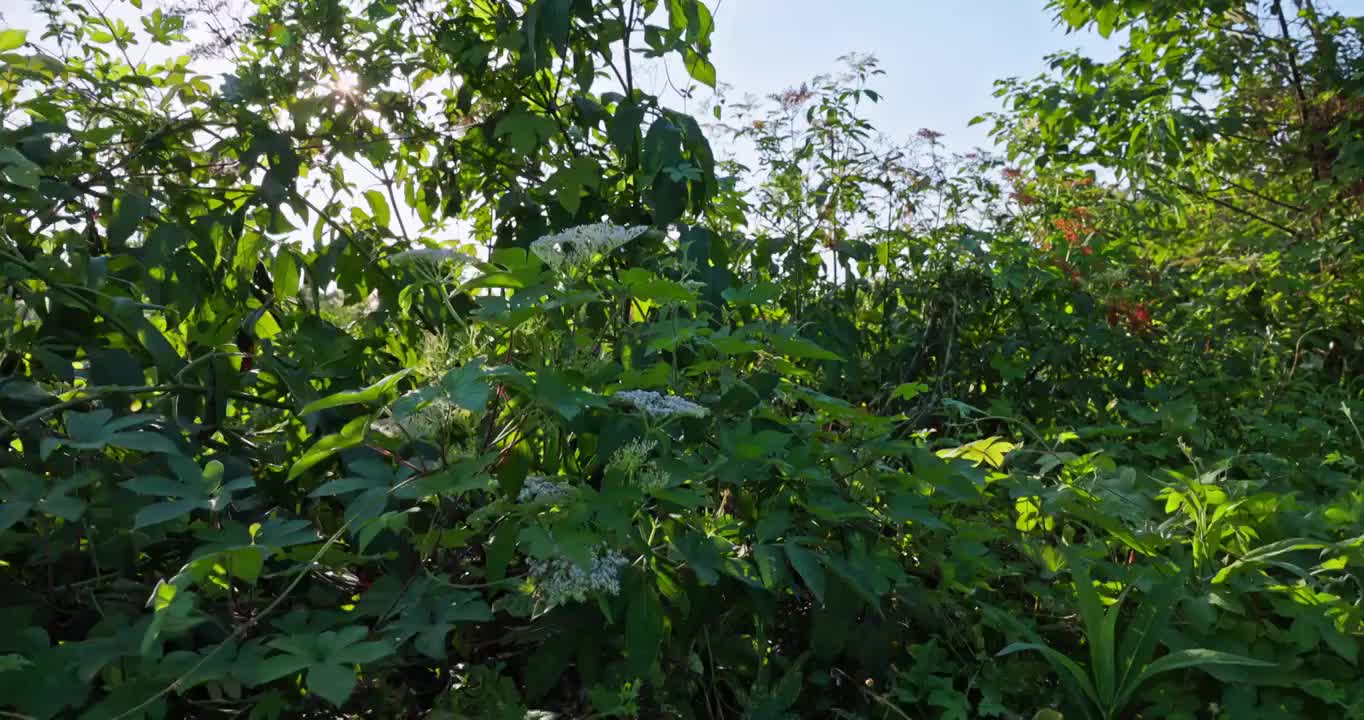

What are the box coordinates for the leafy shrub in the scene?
[2,0,1363,718]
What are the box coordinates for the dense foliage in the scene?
[1,0,1361,718]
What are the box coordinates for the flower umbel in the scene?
[388,247,477,268]
[529,545,629,609]
[371,397,462,442]
[607,438,657,476]
[614,390,708,419]
[517,476,572,503]
[636,465,671,492]
[607,437,673,492]
[531,223,649,271]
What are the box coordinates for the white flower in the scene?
[530,223,649,271]
[606,438,672,492]
[517,476,572,503]
[388,247,477,267]
[370,397,462,441]
[607,438,657,475]
[636,465,671,492]
[529,545,629,609]
[613,389,708,419]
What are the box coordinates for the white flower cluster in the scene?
[371,397,460,441]
[636,465,671,492]
[530,223,649,271]
[529,545,629,609]
[517,475,572,503]
[607,438,656,475]
[613,389,709,419]
[607,438,672,492]
[388,247,478,267]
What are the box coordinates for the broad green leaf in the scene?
[892,382,929,401]
[0,148,40,189]
[272,250,301,303]
[440,360,489,412]
[784,541,826,604]
[1115,579,1179,699]
[997,642,1102,711]
[626,585,664,676]
[363,189,391,228]
[134,498,200,529]
[287,415,372,482]
[766,332,843,361]
[484,518,519,582]
[306,663,356,707]
[299,369,411,415]
[1117,649,1275,710]
[683,48,716,88]
[0,29,27,51]
[1067,556,1110,702]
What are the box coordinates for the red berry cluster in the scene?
[1106,300,1153,334]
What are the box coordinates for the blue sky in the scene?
[701,0,1123,151]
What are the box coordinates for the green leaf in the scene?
[363,189,391,228]
[287,415,371,482]
[0,500,33,531]
[332,640,392,665]
[532,372,603,421]
[755,509,791,543]
[440,360,489,412]
[134,498,200,529]
[1115,579,1179,700]
[254,654,311,685]
[1066,556,1111,703]
[766,332,843,361]
[484,518,519,582]
[272,251,301,303]
[225,547,265,583]
[620,268,698,306]
[892,382,929,401]
[626,585,664,676]
[683,48,716,88]
[549,156,601,214]
[753,544,785,589]
[108,194,152,246]
[1117,649,1274,710]
[106,430,180,455]
[674,531,723,585]
[0,148,40,189]
[306,663,356,707]
[997,642,1102,711]
[0,653,32,673]
[0,29,27,52]
[300,369,411,415]
[784,541,826,604]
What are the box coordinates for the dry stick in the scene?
[108,522,354,720]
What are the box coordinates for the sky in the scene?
[700,0,1122,151]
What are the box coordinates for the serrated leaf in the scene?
[440,360,489,412]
